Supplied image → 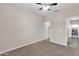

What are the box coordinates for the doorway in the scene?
[67,17,79,48]
[44,22,51,40]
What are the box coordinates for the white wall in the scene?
[45,13,67,46]
[44,7,79,46]
[0,4,44,54]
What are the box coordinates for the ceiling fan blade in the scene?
[50,3,57,6]
[39,8,42,10]
[48,9,50,10]
[36,3,43,5]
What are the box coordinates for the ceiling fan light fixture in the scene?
[43,6,50,10]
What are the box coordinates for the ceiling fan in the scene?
[36,3,57,11]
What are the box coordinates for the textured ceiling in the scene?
[14,3,79,16]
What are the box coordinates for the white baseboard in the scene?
[49,39,67,46]
[0,39,45,55]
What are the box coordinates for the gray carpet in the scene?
[1,39,79,56]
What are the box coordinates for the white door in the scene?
[44,22,51,40]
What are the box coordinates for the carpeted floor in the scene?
[1,39,79,56]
